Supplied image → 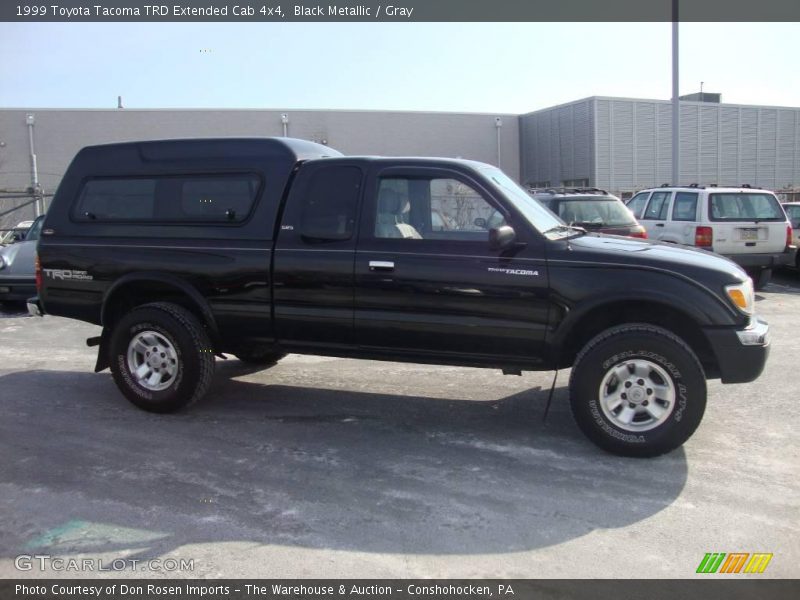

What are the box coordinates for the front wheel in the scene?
[569,324,707,458]
[109,302,215,413]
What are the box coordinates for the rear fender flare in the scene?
[100,272,218,341]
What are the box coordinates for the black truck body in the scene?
[32,138,770,457]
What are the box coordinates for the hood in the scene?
[564,233,746,280]
[0,239,37,276]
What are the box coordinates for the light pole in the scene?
[672,1,680,187]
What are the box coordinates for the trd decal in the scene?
[43,269,93,281]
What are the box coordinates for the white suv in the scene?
[782,202,800,271]
[626,185,795,288]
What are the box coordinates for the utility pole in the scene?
[26,113,43,216]
[495,117,503,168]
[671,1,680,187]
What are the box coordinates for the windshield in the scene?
[556,199,636,227]
[25,216,45,242]
[481,168,581,240]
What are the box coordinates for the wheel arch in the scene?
[553,298,721,379]
[101,273,219,343]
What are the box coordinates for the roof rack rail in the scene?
[531,186,610,196]
[574,187,609,194]
[657,182,764,190]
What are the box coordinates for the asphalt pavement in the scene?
[0,273,798,578]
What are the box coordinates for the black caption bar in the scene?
[2,0,800,22]
[2,580,799,600]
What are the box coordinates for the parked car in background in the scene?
[530,188,648,239]
[782,202,800,272]
[626,184,795,289]
[0,220,35,245]
[0,215,44,303]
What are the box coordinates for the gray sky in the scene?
[1,22,798,112]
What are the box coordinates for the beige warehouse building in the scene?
[2,96,800,228]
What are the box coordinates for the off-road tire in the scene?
[109,302,214,413]
[569,323,707,458]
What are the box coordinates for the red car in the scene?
[530,188,648,238]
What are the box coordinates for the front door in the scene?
[640,190,673,241]
[354,165,550,366]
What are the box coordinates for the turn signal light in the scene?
[725,279,755,315]
[787,224,793,248]
[695,226,713,248]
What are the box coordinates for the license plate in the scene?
[740,228,759,241]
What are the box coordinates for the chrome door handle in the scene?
[369,260,395,271]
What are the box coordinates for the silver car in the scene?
[0,215,44,303]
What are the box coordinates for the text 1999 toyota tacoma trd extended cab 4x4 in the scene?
[30,138,770,457]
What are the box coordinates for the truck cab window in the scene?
[375,177,504,241]
[300,166,362,240]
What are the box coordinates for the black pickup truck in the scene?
[31,137,770,457]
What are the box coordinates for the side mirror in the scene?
[489,225,517,250]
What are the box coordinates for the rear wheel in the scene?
[569,324,707,458]
[109,302,214,413]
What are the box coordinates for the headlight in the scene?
[725,279,754,315]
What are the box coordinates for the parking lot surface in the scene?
[1,274,798,578]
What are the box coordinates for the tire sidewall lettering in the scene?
[594,347,688,440]
[589,398,646,443]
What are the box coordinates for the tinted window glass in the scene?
[626,192,650,218]
[709,193,785,222]
[76,179,156,220]
[671,192,698,221]
[643,191,671,220]
[75,174,260,222]
[181,177,258,221]
[300,167,361,240]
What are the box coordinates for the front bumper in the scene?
[0,277,35,301]
[703,317,770,384]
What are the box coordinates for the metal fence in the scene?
[0,190,51,234]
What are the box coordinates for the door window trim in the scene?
[642,191,672,221]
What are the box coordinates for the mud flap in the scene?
[89,328,111,372]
